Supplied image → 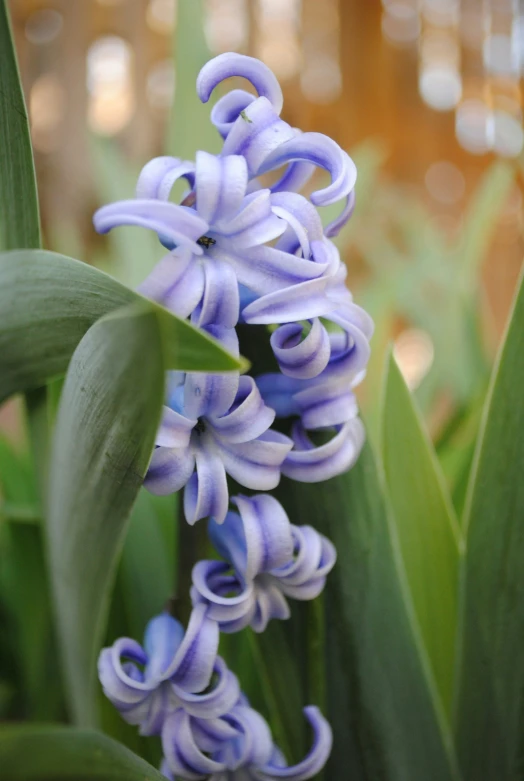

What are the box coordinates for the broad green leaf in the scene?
[0,724,166,780]
[0,0,40,251]
[46,306,166,726]
[277,442,460,781]
[0,249,244,402]
[168,0,220,158]
[455,267,524,780]
[382,354,462,715]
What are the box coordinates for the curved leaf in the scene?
[0,249,243,402]
[0,725,166,780]
[455,267,524,780]
[46,305,166,726]
[382,354,462,715]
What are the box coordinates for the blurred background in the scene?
[2,0,524,489]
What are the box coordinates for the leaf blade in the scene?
[382,353,461,714]
[0,249,243,402]
[455,266,524,780]
[0,724,166,780]
[46,306,165,726]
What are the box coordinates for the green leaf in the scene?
[0,724,167,780]
[46,306,166,726]
[382,353,462,715]
[167,0,220,158]
[0,0,40,251]
[277,442,460,781]
[455,267,524,780]
[0,249,244,402]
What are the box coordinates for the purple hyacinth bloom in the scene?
[190,494,336,633]
[144,355,292,524]
[97,607,236,736]
[160,699,332,781]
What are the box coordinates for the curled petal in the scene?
[222,97,295,176]
[220,705,274,770]
[216,430,292,492]
[325,189,356,238]
[233,494,294,580]
[184,438,229,524]
[275,526,337,600]
[93,200,208,255]
[282,418,365,483]
[184,327,240,419]
[210,376,275,444]
[212,244,327,299]
[191,560,254,629]
[258,133,357,209]
[269,159,316,196]
[295,383,359,429]
[135,156,195,200]
[192,254,240,329]
[243,274,337,325]
[162,709,225,780]
[271,320,331,380]
[251,581,290,633]
[145,446,195,496]
[137,250,205,319]
[197,52,283,114]
[143,613,185,682]
[172,657,240,719]
[195,151,247,224]
[210,89,257,138]
[318,311,372,384]
[215,190,286,249]
[98,639,149,708]
[163,603,219,692]
[256,707,333,781]
[156,406,197,449]
[271,191,324,246]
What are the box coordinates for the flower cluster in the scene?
[95,52,372,778]
[99,608,331,780]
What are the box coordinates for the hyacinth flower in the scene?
[145,358,293,524]
[191,494,336,633]
[98,607,240,736]
[160,701,332,781]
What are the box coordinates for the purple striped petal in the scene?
[271,192,324,247]
[242,274,338,324]
[294,383,359,429]
[136,156,195,200]
[232,494,293,581]
[282,418,365,483]
[216,430,293,492]
[93,200,208,255]
[210,377,275,444]
[191,560,254,628]
[251,582,290,633]
[162,709,225,780]
[184,437,229,524]
[222,97,295,176]
[98,639,149,708]
[208,511,248,576]
[144,613,185,682]
[258,133,357,209]
[269,159,316,196]
[197,52,284,115]
[145,446,195,496]
[137,250,205,319]
[156,406,197,449]
[210,244,328,297]
[195,151,247,224]
[172,657,240,719]
[274,526,337,600]
[210,89,257,139]
[184,326,240,419]
[256,707,332,780]
[163,603,219,692]
[271,320,331,380]
[324,189,356,238]
[191,254,240,329]
[215,190,286,249]
[219,705,274,770]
